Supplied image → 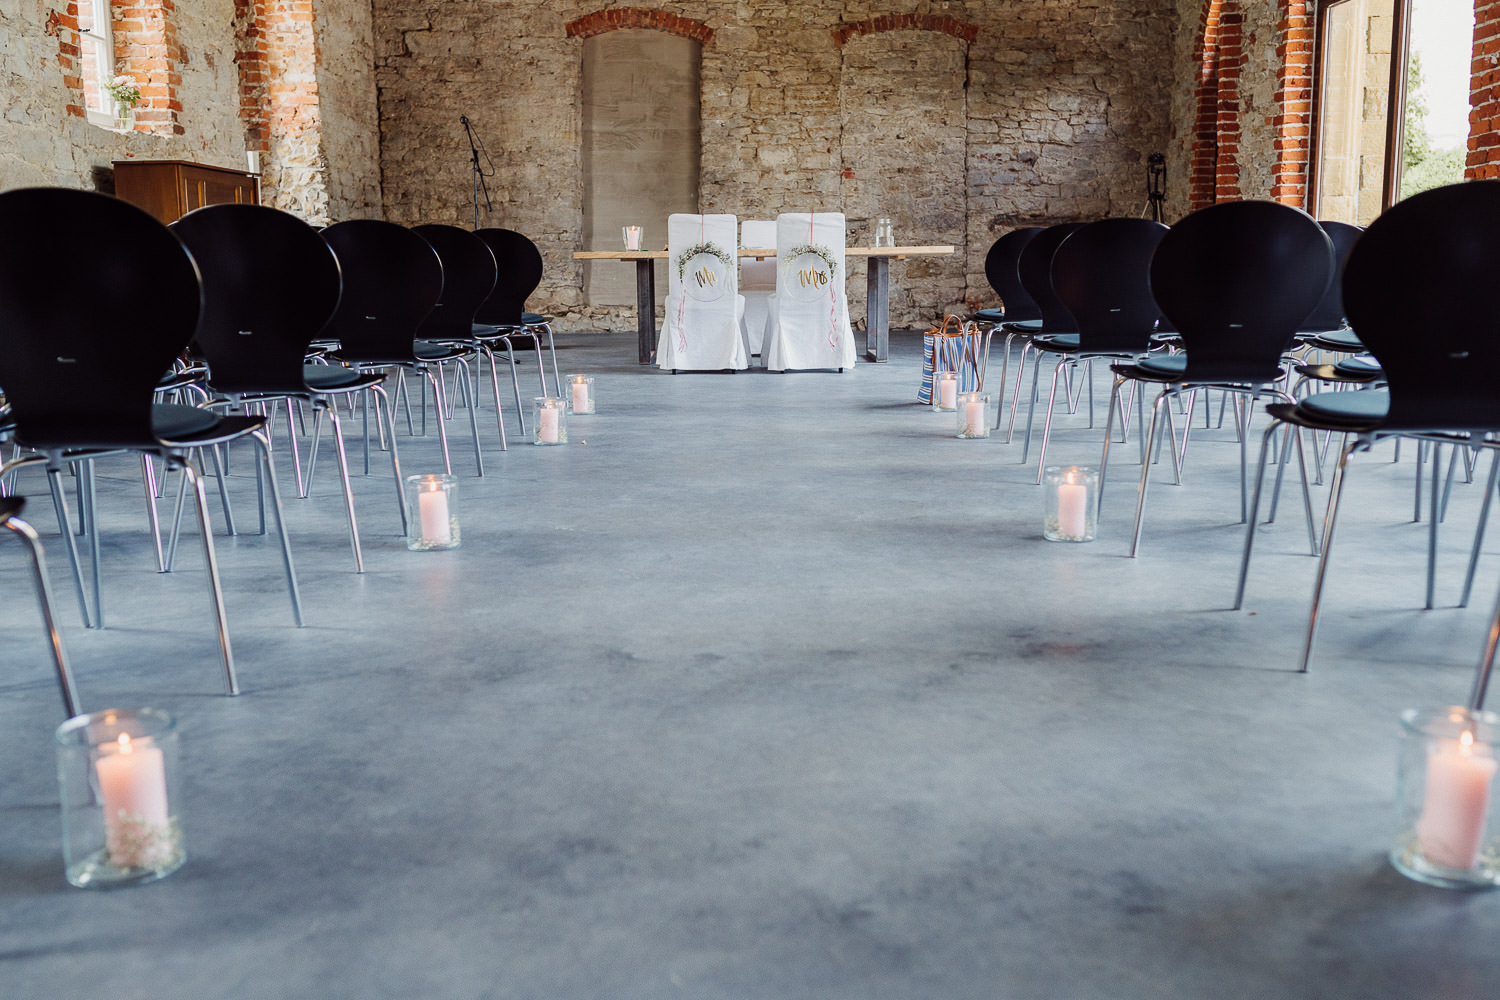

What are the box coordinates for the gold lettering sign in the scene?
[693,267,718,288]
[798,267,830,289]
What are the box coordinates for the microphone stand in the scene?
[461,115,495,231]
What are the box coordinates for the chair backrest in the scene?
[740,219,777,292]
[472,228,543,326]
[1150,200,1333,384]
[1343,180,1500,432]
[171,204,341,395]
[321,220,444,363]
[413,224,497,339]
[1050,218,1168,354]
[1299,220,1364,333]
[1016,223,1084,333]
[670,213,741,304]
[0,188,201,450]
[984,228,1043,322]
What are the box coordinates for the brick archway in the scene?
[1270,0,1313,206]
[565,8,714,46]
[832,14,979,47]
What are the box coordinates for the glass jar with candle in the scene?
[1043,465,1098,542]
[405,473,459,550]
[932,371,959,411]
[533,396,568,446]
[874,218,895,247]
[1392,706,1500,889]
[56,707,185,888]
[567,374,595,415]
[622,225,643,251]
[956,391,990,438]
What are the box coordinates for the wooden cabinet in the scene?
[112,160,260,225]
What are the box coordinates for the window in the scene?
[1312,0,1475,223]
[78,0,117,126]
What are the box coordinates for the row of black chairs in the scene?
[967,182,1500,687]
[0,188,556,718]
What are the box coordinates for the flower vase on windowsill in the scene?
[103,75,140,134]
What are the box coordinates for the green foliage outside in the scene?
[1401,52,1466,199]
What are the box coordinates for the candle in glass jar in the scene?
[539,404,560,444]
[938,375,958,410]
[95,733,170,869]
[1057,475,1088,538]
[1418,730,1498,870]
[571,379,590,413]
[963,396,985,436]
[623,225,642,251]
[417,486,451,546]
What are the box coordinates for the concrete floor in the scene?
[3,332,1500,999]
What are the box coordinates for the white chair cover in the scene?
[656,213,747,371]
[763,212,856,372]
[739,219,777,357]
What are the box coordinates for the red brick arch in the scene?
[832,14,979,47]
[565,8,714,46]
[1190,0,1243,209]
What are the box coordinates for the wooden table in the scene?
[574,245,955,364]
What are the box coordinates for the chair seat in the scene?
[1135,353,1188,376]
[1309,328,1363,352]
[151,402,222,439]
[1333,354,1383,376]
[973,307,1006,323]
[521,312,547,325]
[1298,388,1390,426]
[1030,334,1081,353]
[414,341,472,362]
[302,364,381,391]
[1000,319,1043,333]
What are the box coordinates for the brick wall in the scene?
[1469,0,1500,177]
[373,0,1175,332]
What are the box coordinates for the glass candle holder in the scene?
[956,391,990,439]
[55,708,185,889]
[623,225,643,251]
[1043,465,1098,542]
[1392,706,1500,889]
[567,374,595,415]
[874,217,895,247]
[533,396,568,446]
[406,473,459,550]
[933,371,959,411]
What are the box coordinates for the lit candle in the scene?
[95,733,171,869]
[539,403,560,444]
[1418,730,1498,870]
[1057,474,1088,539]
[571,378,590,414]
[938,375,958,410]
[624,225,642,251]
[417,486,450,546]
[963,396,986,436]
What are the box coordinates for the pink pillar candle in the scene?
[1057,478,1088,539]
[1418,731,1499,870]
[95,734,171,869]
[539,404,560,444]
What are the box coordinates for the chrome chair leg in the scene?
[374,384,408,537]
[1098,375,1124,505]
[1460,449,1500,609]
[1234,422,1282,610]
[140,454,166,573]
[321,401,364,573]
[1006,341,1032,443]
[175,456,239,695]
[1299,437,1367,673]
[45,466,93,628]
[1033,357,1068,484]
[246,430,304,627]
[1130,390,1171,558]
[1470,577,1500,710]
[1427,441,1442,610]
[5,510,81,717]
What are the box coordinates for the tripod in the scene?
[461,115,495,231]
[1142,152,1166,223]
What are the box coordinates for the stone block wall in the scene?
[0,0,377,224]
[372,0,1176,332]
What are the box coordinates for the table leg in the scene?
[864,256,890,363]
[636,258,656,365]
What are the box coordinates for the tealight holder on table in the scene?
[623,225,643,251]
[406,473,459,550]
[533,396,568,446]
[933,371,959,412]
[55,707,185,889]
[567,375,595,415]
[956,391,990,439]
[1043,465,1097,542]
[1392,706,1500,889]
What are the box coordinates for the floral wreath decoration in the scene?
[675,241,735,280]
[782,243,839,279]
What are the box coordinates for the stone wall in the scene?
[0,0,377,224]
[372,0,1176,332]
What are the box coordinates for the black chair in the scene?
[320,221,469,478]
[474,228,561,404]
[1115,199,1334,557]
[975,227,1043,387]
[0,187,303,696]
[1022,217,1168,483]
[1232,181,1500,676]
[2,496,81,718]
[412,223,506,454]
[998,222,1083,442]
[171,203,402,572]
